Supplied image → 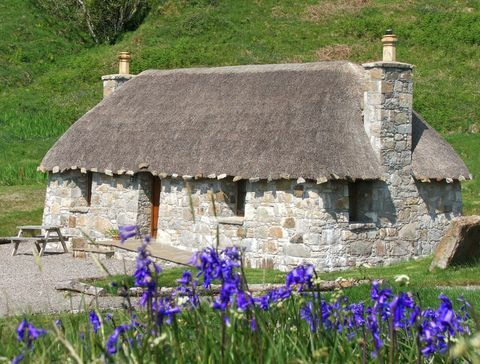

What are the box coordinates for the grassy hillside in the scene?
[0,0,478,213]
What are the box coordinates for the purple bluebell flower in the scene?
[436,294,456,333]
[106,324,131,355]
[89,311,101,334]
[133,237,162,307]
[300,301,319,332]
[16,320,46,348]
[390,292,415,330]
[119,225,137,243]
[177,270,192,285]
[285,264,314,291]
[155,297,182,326]
[250,318,257,332]
[366,308,383,351]
[11,351,25,364]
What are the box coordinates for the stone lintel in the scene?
[217,216,245,226]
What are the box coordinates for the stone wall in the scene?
[43,171,462,272]
[156,178,238,249]
[153,177,461,272]
[156,178,349,271]
[43,172,146,240]
[43,170,89,232]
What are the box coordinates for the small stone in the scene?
[349,241,372,256]
[285,244,310,257]
[282,217,296,228]
[264,241,278,253]
[68,216,76,228]
[290,233,303,244]
[399,223,417,241]
[375,241,386,256]
[268,226,284,238]
[237,227,246,238]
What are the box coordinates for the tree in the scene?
[34,0,151,44]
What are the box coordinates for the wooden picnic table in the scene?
[10,225,69,256]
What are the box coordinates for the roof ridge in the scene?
[139,61,364,77]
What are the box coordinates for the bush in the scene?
[32,0,152,44]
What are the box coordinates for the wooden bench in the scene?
[9,237,46,256]
[10,225,69,256]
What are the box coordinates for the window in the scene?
[348,180,395,224]
[348,182,359,222]
[86,172,93,206]
[349,181,374,223]
[236,180,247,216]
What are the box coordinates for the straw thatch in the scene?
[412,112,470,181]
[40,61,470,181]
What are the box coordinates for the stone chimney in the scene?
[102,52,135,98]
[363,30,413,175]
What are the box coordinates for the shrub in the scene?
[32,0,152,44]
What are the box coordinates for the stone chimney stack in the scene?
[102,51,135,98]
[363,30,413,175]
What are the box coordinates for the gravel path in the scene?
[0,244,136,317]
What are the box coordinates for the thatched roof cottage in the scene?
[40,33,471,271]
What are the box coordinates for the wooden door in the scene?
[151,176,161,239]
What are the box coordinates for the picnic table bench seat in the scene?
[9,225,71,256]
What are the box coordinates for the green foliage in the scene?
[32,0,152,44]
[446,134,480,215]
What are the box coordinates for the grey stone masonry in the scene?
[363,61,413,170]
[102,74,135,98]
[43,172,145,240]
[42,171,462,272]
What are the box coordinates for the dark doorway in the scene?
[151,176,161,239]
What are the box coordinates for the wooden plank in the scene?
[95,239,192,266]
[17,225,61,230]
[8,237,46,242]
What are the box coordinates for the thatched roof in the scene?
[412,112,470,181]
[40,61,470,181]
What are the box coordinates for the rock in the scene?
[290,233,303,244]
[268,226,284,238]
[285,244,310,257]
[349,241,372,256]
[282,217,296,228]
[430,216,480,271]
[55,280,106,296]
[398,223,417,240]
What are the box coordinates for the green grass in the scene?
[0,0,479,215]
[446,133,480,215]
[321,257,480,308]
[85,267,286,294]
[0,185,45,236]
[85,257,480,309]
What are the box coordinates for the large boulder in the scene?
[430,216,480,271]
